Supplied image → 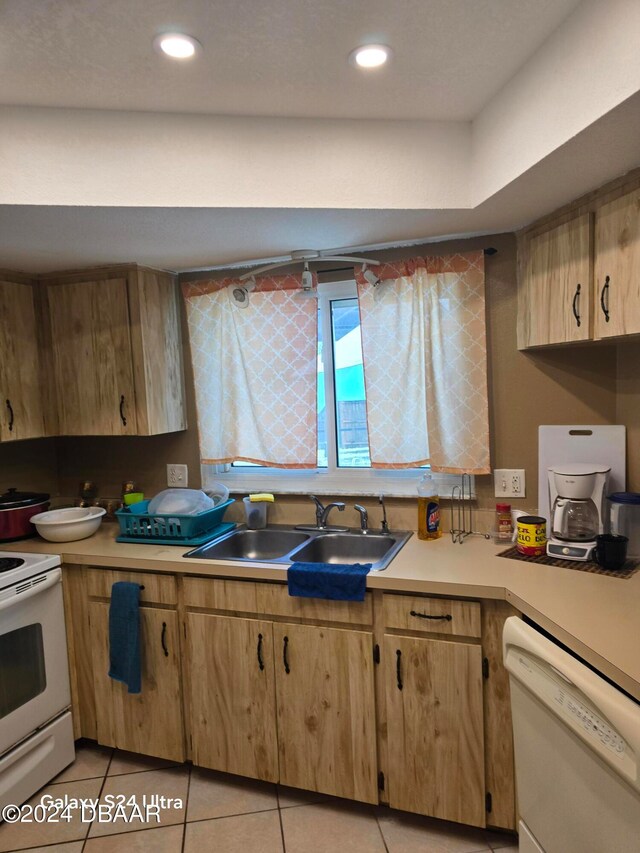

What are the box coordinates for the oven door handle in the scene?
[0,569,61,613]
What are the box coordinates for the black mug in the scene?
[594,534,628,571]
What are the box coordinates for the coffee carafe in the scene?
[547,464,610,561]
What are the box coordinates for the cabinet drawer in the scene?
[85,568,177,606]
[184,577,372,626]
[383,593,481,638]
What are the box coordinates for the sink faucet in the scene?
[320,501,346,528]
[379,494,389,534]
[301,495,348,531]
[354,504,369,534]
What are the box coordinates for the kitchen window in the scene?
[203,280,468,497]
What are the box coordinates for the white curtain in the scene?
[183,274,318,468]
[356,252,491,474]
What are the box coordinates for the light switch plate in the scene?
[167,463,188,488]
[494,469,526,498]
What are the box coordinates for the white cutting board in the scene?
[538,425,626,525]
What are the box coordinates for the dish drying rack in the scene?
[449,474,490,544]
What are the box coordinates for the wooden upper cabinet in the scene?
[47,278,137,435]
[44,267,186,436]
[517,214,592,349]
[594,188,640,339]
[0,280,46,441]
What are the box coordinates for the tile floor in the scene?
[0,743,518,852]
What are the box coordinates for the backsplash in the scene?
[0,438,58,496]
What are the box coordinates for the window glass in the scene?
[330,299,370,468]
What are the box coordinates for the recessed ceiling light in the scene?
[153,33,201,59]
[349,44,391,69]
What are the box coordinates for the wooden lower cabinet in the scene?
[88,601,185,761]
[383,634,486,827]
[64,569,515,831]
[187,613,278,782]
[185,614,378,803]
[272,622,378,804]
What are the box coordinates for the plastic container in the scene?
[148,488,214,516]
[607,492,640,557]
[115,499,234,542]
[31,506,106,542]
[417,474,441,540]
[243,497,268,530]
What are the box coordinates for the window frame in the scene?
[203,279,473,498]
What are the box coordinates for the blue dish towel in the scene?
[108,581,142,695]
[288,562,371,602]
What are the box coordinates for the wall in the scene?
[53,231,619,528]
[0,438,58,496]
[616,340,640,492]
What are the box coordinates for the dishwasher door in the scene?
[503,617,640,853]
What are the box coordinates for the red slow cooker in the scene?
[0,488,50,541]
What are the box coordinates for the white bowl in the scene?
[30,506,106,542]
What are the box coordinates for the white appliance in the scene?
[503,617,640,853]
[538,425,626,528]
[546,464,610,561]
[0,552,75,810]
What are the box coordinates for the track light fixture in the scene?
[362,266,382,287]
[229,275,256,309]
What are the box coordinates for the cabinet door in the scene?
[384,635,485,827]
[0,281,46,441]
[187,613,278,782]
[273,623,377,803]
[517,214,592,348]
[47,278,137,434]
[594,188,640,338]
[89,602,185,761]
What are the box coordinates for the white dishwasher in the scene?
[503,617,640,853]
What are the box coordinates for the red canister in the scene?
[516,515,547,557]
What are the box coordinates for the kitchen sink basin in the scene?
[185,525,412,571]
[289,533,398,566]
[187,528,310,561]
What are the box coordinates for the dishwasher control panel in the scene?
[511,650,636,778]
[557,691,626,755]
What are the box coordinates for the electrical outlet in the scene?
[167,464,188,488]
[494,469,526,498]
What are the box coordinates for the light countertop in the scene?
[4,526,640,702]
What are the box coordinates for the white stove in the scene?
[0,550,75,811]
[0,551,61,589]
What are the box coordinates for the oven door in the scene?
[0,569,71,756]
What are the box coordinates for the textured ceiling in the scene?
[0,0,580,120]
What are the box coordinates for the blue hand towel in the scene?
[288,562,371,602]
[108,581,142,695]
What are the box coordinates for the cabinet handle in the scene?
[119,395,127,426]
[161,622,169,657]
[572,283,581,327]
[5,399,14,432]
[395,649,403,690]
[600,276,610,323]
[410,610,452,622]
[283,635,290,674]
[257,633,264,671]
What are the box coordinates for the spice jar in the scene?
[496,503,512,541]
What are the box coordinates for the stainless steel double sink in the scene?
[185,525,412,572]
